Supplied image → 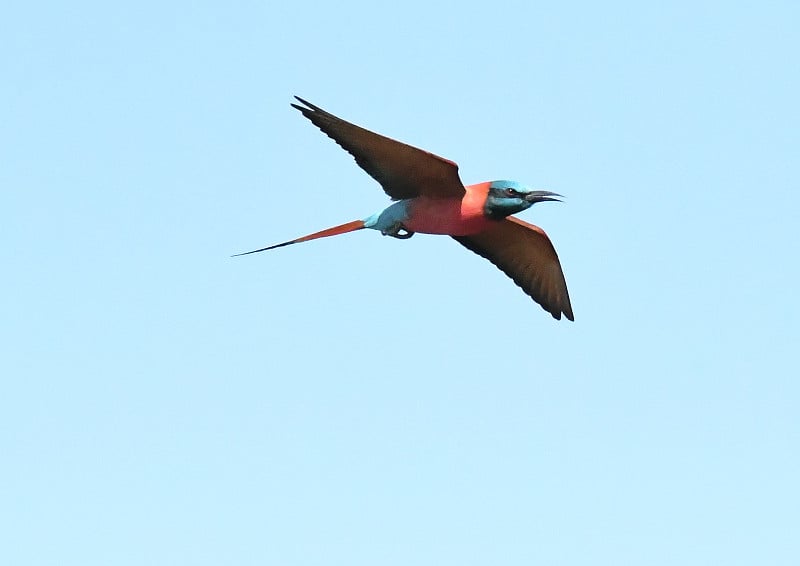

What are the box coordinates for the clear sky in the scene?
[2,1,799,564]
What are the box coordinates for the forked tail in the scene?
[232,220,366,257]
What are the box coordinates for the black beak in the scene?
[525,190,563,204]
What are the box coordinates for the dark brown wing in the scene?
[453,217,574,321]
[292,97,465,200]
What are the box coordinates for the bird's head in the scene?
[484,180,562,220]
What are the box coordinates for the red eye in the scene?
[506,188,520,198]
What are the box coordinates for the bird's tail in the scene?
[232,220,366,257]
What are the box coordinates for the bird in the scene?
[236,97,574,321]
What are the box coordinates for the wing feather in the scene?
[453,217,574,321]
[292,97,465,200]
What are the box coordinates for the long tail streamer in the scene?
[232,220,365,257]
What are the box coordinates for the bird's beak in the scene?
[525,190,563,204]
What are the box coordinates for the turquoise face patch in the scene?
[484,180,534,219]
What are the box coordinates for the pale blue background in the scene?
[2,1,799,564]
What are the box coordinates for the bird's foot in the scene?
[382,222,414,239]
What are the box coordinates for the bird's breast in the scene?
[404,184,493,236]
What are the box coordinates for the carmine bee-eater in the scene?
[236,97,574,321]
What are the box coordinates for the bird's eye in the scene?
[506,188,520,198]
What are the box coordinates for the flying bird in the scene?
[236,97,574,321]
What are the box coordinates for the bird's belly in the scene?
[405,196,492,236]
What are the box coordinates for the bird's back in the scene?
[404,182,493,236]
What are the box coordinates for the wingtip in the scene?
[561,302,575,321]
[550,308,574,322]
[552,298,574,321]
[292,96,318,112]
[290,96,307,113]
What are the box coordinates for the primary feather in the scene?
[292,97,465,200]
[453,216,574,321]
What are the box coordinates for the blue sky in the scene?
[2,1,799,564]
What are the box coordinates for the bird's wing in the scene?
[292,97,465,200]
[452,217,574,320]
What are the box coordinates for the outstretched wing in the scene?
[453,217,574,321]
[292,97,465,200]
